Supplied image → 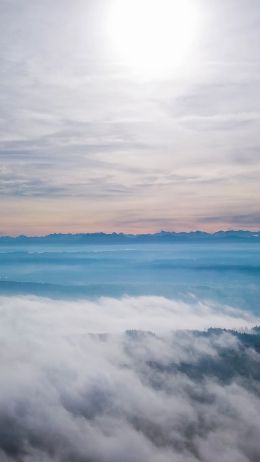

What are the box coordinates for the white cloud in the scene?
[0,295,257,335]
[0,0,260,232]
[0,295,260,461]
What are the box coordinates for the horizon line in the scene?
[1,229,260,239]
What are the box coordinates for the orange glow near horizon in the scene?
[0,199,258,237]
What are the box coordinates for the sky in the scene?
[0,0,260,235]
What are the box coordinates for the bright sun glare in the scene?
[108,0,201,78]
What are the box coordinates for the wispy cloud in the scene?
[0,0,260,232]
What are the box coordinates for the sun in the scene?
[107,0,201,78]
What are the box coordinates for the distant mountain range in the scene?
[0,230,259,244]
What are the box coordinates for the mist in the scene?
[0,294,260,461]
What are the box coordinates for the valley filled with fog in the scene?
[0,242,260,461]
[0,242,260,312]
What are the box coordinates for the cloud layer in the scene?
[0,295,260,461]
[0,0,260,233]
